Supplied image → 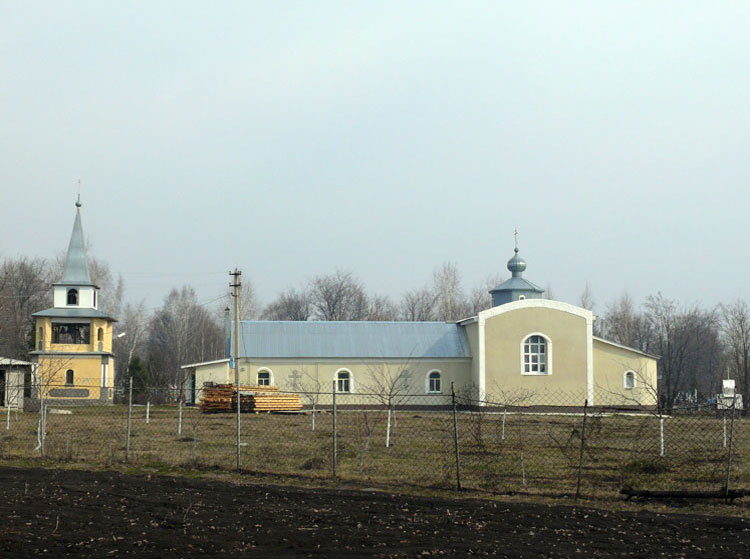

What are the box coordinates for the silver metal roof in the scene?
[57,203,94,287]
[489,276,545,293]
[232,321,472,359]
[32,308,116,320]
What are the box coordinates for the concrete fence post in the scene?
[451,382,461,491]
[724,395,737,501]
[575,399,589,501]
[332,380,337,479]
[178,400,183,436]
[126,376,133,463]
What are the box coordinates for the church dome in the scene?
[507,248,527,276]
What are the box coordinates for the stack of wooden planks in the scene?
[200,383,301,413]
[244,393,303,412]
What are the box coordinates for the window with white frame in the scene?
[257,369,271,386]
[624,371,636,389]
[427,371,442,393]
[522,334,549,374]
[336,370,351,393]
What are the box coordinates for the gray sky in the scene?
[2,1,749,314]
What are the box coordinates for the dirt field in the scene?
[0,467,748,557]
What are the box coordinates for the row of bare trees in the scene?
[584,290,750,408]
[2,251,750,405]
[260,264,503,322]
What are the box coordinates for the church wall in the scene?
[36,354,107,402]
[483,307,589,404]
[592,339,658,407]
[463,322,480,389]
[195,358,472,405]
[35,318,52,351]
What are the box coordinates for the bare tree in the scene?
[468,273,504,316]
[644,293,720,408]
[219,280,259,320]
[289,366,322,431]
[309,270,368,321]
[432,262,469,321]
[721,299,750,410]
[0,257,51,359]
[579,282,595,312]
[367,295,398,321]
[147,286,223,393]
[113,301,149,389]
[361,362,411,447]
[399,287,436,321]
[600,292,652,351]
[262,288,311,321]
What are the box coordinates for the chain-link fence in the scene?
[0,381,747,499]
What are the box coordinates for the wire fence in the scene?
[0,381,747,499]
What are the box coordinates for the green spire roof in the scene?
[57,195,94,286]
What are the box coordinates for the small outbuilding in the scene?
[0,358,32,408]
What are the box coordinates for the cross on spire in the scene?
[514,228,519,252]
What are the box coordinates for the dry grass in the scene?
[0,404,747,498]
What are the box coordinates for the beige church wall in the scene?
[464,322,480,387]
[35,318,52,351]
[593,339,658,407]
[230,359,473,406]
[483,306,589,404]
[91,318,113,353]
[37,355,103,401]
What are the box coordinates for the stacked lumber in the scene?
[200,383,280,413]
[245,393,303,412]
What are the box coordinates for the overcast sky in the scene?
[2,1,749,314]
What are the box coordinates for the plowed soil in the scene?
[0,467,748,557]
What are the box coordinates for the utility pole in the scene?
[230,269,242,469]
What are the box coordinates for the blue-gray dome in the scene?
[507,248,527,277]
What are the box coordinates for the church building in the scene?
[29,197,116,405]
[183,245,658,408]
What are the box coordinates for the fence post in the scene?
[575,399,589,501]
[451,382,461,491]
[659,416,665,457]
[146,400,150,424]
[724,395,737,501]
[178,399,183,436]
[126,376,133,463]
[6,399,10,430]
[332,380,337,479]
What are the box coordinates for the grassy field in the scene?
[0,402,747,498]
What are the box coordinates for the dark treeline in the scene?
[1,255,748,407]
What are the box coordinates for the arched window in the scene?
[426,370,442,393]
[257,368,272,386]
[522,334,550,375]
[38,327,44,350]
[97,328,104,342]
[65,369,74,386]
[336,369,352,393]
[67,289,78,305]
[624,371,636,389]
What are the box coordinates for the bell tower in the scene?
[30,196,117,405]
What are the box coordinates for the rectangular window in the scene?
[52,323,90,344]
